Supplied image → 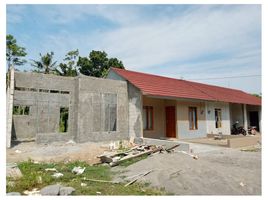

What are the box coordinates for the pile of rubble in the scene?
[98,143,182,167]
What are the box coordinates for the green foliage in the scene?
[7,161,166,195]
[59,107,69,132]
[55,49,79,77]
[31,52,57,74]
[77,50,124,78]
[6,34,27,69]
[13,106,30,115]
[252,93,261,98]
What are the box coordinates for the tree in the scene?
[77,50,124,78]
[31,52,57,74]
[252,93,262,98]
[55,49,79,77]
[6,34,27,70]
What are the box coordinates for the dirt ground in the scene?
[6,141,108,164]
[113,147,261,195]
[7,140,261,195]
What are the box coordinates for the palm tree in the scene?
[31,52,57,74]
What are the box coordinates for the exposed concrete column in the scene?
[259,108,262,133]
[6,67,15,148]
[243,104,248,131]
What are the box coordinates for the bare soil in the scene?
[6,141,108,164]
[113,147,261,195]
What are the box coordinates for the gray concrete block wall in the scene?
[12,71,130,144]
[76,76,129,142]
[107,70,143,139]
[12,71,76,142]
[128,83,143,138]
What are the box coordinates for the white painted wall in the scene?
[206,102,231,135]
[176,101,207,139]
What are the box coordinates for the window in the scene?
[189,107,198,130]
[104,94,117,131]
[143,106,153,130]
[59,107,69,132]
[13,105,30,115]
[215,109,222,128]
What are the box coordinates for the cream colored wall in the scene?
[176,101,207,139]
[142,96,165,139]
[206,102,231,135]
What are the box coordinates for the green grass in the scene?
[7,160,167,195]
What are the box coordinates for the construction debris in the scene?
[52,173,64,178]
[165,144,181,153]
[72,166,86,175]
[23,188,41,196]
[98,144,163,167]
[82,177,119,184]
[45,168,58,172]
[15,150,22,154]
[124,170,153,187]
[239,182,246,187]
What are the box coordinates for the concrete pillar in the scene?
[259,108,262,133]
[243,104,248,131]
[6,67,15,148]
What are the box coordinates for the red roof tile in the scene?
[111,68,261,106]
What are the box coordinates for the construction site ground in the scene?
[7,140,261,195]
[113,146,261,195]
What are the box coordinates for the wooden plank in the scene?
[124,170,153,187]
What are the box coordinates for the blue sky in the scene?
[7,4,261,93]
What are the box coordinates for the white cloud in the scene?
[14,5,260,93]
[95,5,260,70]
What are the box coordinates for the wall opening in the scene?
[59,107,69,132]
[215,108,222,128]
[13,105,30,115]
[104,93,117,131]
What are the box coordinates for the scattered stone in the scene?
[52,172,64,178]
[24,188,41,196]
[15,150,22,154]
[40,184,61,195]
[66,140,76,145]
[240,182,246,187]
[72,166,85,175]
[81,183,87,187]
[7,192,21,196]
[59,187,75,195]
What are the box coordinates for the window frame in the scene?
[215,108,222,128]
[143,106,154,131]
[189,107,198,130]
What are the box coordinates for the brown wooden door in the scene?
[166,106,176,138]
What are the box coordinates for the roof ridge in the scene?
[112,67,245,93]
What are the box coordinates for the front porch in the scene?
[141,96,261,141]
